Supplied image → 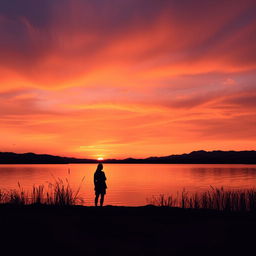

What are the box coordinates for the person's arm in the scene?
[94,173,97,185]
[103,172,107,188]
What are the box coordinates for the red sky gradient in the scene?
[0,0,256,159]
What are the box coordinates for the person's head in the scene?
[96,163,103,172]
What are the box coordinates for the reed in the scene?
[149,194,176,207]
[46,177,84,206]
[148,187,256,212]
[0,176,85,206]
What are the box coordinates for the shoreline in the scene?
[1,203,256,214]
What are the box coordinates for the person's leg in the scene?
[95,193,99,206]
[100,194,105,207]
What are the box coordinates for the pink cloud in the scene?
[0,0,256,157]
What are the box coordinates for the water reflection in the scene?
[0,164,255,206]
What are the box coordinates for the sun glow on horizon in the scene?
[97,157,104,161]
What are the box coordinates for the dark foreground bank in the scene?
[0,205,255,256]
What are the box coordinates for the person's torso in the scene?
[94,171,106,187]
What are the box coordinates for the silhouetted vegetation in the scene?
[149,187,256,211]
[2,182,256,213]
[0,177,85,206]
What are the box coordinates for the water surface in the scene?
[0,164,255,206]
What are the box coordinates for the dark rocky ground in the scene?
[0,205,255,256]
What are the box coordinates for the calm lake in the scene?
[0,164,256,206]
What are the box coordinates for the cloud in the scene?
[0,0,255,88]
[0,0,256,157]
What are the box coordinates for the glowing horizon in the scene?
[1,0,256,158]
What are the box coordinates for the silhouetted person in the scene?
[94,163,107,206]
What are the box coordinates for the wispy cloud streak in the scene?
[0,0,255,157]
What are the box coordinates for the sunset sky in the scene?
[1,0,256,159]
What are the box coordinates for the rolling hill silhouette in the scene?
[0,150,256,164]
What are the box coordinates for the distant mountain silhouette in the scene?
[0,152,97,164]
[0,150,256,164]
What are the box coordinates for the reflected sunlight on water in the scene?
[0,164,256,206]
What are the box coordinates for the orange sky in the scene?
[0,0,256,158]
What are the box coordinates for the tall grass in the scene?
[0,177,85,206]
[148,187,256,212]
